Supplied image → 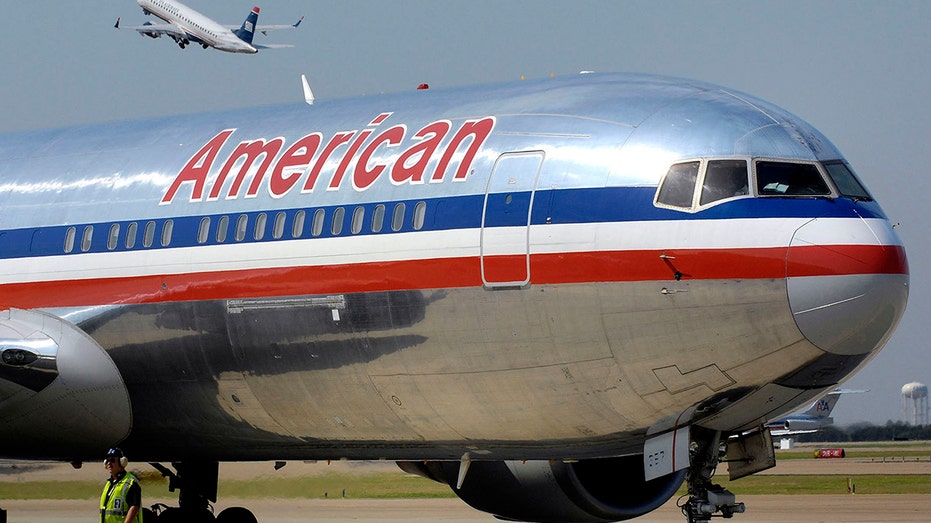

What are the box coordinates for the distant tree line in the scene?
[794,421,931,442]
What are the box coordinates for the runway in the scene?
[3,449,931,522]
[4,495,931,523]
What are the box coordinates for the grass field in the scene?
[2,442,929,501]
[0,472,456,501]
[775,448,931,461]
[714,474,931,495]
[3,471,931,501]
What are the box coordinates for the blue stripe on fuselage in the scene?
[0,187,887,260]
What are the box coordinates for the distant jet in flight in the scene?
[115,0,302,54]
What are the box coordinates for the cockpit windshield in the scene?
[653,157,866,212]
[756,161,831,196]
[822,161,872,201]
[656,161,700,208]
[700,160,749,205]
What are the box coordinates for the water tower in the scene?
[901,382,928,425]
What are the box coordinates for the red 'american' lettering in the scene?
[160,113,496,205]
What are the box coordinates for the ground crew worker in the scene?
[100,447,142,523]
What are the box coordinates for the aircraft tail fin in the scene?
[234,6,261,44]
[803,394,840,419]
[802,389,867,419]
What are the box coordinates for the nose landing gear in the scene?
[680,428,744,523]
[147,461,258,523]
[679,426,776,523]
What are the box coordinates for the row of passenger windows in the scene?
[654,158,870,211]
[63,201,428,254]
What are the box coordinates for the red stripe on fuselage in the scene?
[0,244,906,309]
[787,243,908,278]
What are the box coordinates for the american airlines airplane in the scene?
[766,389,863,436]
[114,0,302,54]
[0,73,908,523]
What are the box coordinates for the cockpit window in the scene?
[822,161,872,200]
[756,161,831,196]
[656,161,700,208]
[700,160,749,206]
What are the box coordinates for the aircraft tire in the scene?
[216,506,259,523]
[155,506,215,522]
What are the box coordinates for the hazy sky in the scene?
[1,1,929,426]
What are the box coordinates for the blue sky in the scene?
[2,1,929,426]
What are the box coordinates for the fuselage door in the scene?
[481,151,544,288]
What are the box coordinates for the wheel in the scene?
[156,506,216,522]
[216,506,258,523]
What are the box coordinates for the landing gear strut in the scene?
[148,461,257,523]
[680,428,745,523]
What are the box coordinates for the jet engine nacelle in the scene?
[399,455,685,523]
[140,21,160,39]
[784,418,831,432]
[0,308,131,458]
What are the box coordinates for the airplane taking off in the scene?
[0,73,908,523]
[115,0,302,53]
[766,389,864,436]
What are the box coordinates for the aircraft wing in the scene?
[769,428,819,437]
[225,16,304,34]
[114,18,187,39]
[257,19,303,32]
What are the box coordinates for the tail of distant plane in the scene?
[233,6,261,44]
[767,389,868,435]
[801,392,842,419]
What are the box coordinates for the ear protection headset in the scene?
[105,448,128,468]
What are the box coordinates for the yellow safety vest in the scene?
[100,472,142,523]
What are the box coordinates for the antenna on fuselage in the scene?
[301,74,314,105]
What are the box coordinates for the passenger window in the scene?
[292,210,306,238]
[81,226,94,252]
[311,209,325,237]
[216,216,229,243]
[197,217,210,244]
[413,201,426,230]
[143,221,156,248]
[126,222,137,249]
[254,213,267,241]
[161,220,173,247]
[391,203,406,232]
[372,204,385,233]
[351,207,364,234]
[756,161,830,196]
[273,212,286,239]
[64,227,76,253]
[331,207,345,236]
[235,215,248,241]
[700,160,749,206]
[108,224,120,250]
[656,161,700,208]
[823,161,871,200]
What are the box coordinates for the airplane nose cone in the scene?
[787,217,908,356]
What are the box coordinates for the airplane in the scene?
[0,72,908,523]
[767,389,865,437]
[114,0,302,54]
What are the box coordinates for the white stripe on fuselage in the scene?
[0,218,897,285]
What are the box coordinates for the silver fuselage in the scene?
[0,73,908,463]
